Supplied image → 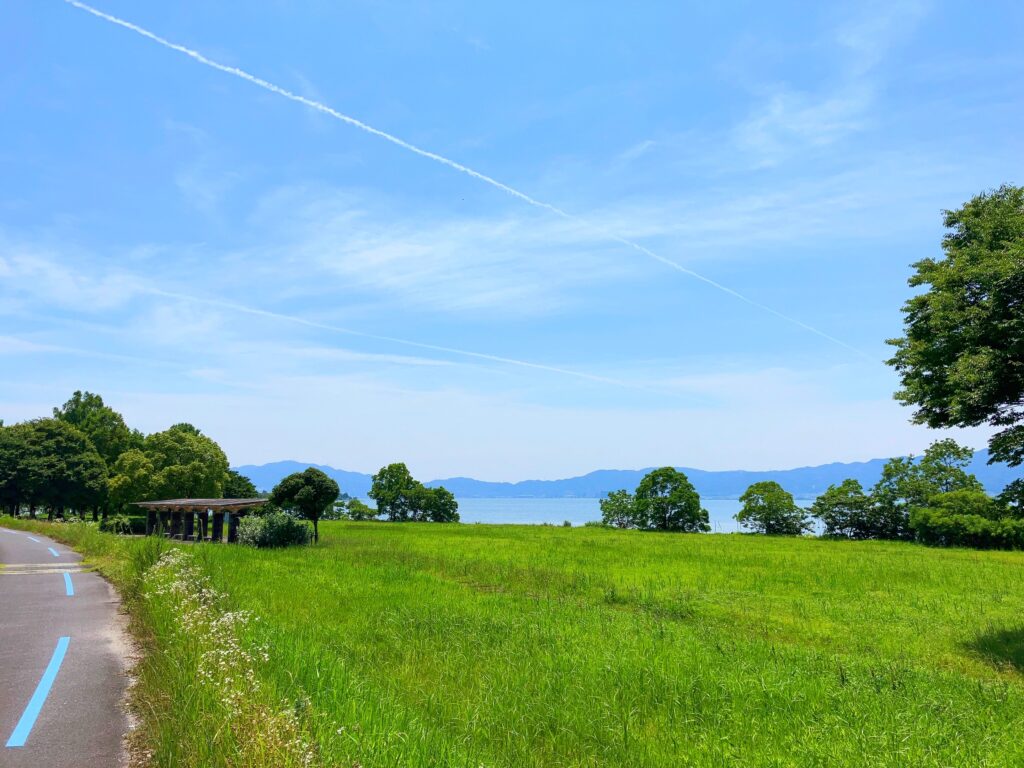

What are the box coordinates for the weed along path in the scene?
[0,527,131,767]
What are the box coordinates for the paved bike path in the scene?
[0,527,131,767]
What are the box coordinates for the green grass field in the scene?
[8,519,1024,766]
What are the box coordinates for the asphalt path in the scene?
[0,527,130,767]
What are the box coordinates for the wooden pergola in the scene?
[134,498,268,543]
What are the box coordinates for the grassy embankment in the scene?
[5,517,1024,766]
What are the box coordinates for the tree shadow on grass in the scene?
[964,627,1024,672]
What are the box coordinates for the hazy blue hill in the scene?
[235,450,1020,499]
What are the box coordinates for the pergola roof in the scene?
[134,498,268,512]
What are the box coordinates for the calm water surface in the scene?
[373,497,818,532]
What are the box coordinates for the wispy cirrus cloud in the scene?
[247,187,633,315]
[0,246,145,311]
[0,243,645,390]
[60,0,868,358]
[733,1,929,166]
[235,151,957,319]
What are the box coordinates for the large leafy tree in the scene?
[811,479,874,538]
[270,467,339,542]
[634,467,709,532]
[21,418,107,518]
[871,439,983,539]
[415,485,460,523]
[737,481,810,535]
[368,463,460,522]
[369,463,419,521]
[917,439,984,494]
[107,449,156,513]
[144,423,229,499]
[53,390,139,468]
[0,423,31,515]
[887,185,1024,466]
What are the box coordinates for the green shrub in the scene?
[99,513,133,535]
[929,489,1003,520]
[237,511,312,548]
[910,506,1024,549]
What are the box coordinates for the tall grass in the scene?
[6,518,1024,766]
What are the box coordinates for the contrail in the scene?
[63,0,871,361]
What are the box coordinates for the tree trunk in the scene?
[313,517,319,543]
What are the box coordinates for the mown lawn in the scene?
[8,518,1024,766]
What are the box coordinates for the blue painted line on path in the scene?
[47,547,59,557]
[26,536,40,543]
[64,572,74,597]
[5,636,71,748]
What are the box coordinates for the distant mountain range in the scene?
[234,451,1020,499]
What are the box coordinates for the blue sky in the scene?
[2,1,1022,480]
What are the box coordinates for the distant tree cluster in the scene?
[597,439,1022,549]
[810,439,987,539]
[599,467,709,532]
[368,463,459,523]
[292,463,460,525]
[1,391,233,521]
[807,439,1024,548]
[340,498,378,521]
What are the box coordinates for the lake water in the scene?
[371,497,817,531]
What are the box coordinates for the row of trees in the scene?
[253,462,460,544]
[600,439,1023,548]
[0,392,254,520]
[596,469,812,534]
[0,392,460,540]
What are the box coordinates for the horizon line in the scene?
[232,446,991,485]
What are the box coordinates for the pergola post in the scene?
[135,499,266,543]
